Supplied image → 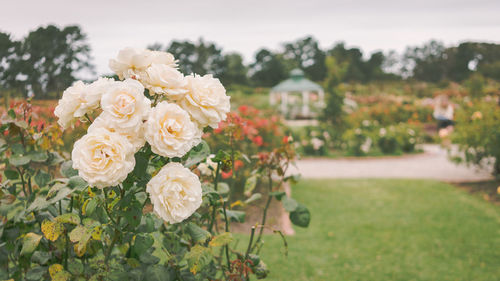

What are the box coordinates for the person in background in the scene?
[433,95,455,142]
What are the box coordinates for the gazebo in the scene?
[269,69,325,119]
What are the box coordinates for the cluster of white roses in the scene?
[54,47,230,224]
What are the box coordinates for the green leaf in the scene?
[139,252,160,265]
[14,120,28,129]
[244,193,262,205]
[133,234,154,256]
[184,140,210,167]
[69,225,86,243]
[26,266,47,280]
[11,143,24,154]
[83,198,97,216]
[218,182,230,195]
[31,251,51,265]
[48,187,73,204]
[67,176,87,190]
[225,210,245,223]
[209,232,233,247]
[122,201,142,229]
[185,244,213,275]
[289,203,311,228]
[4,169,19,180]
[133,152,149,177]
[282,197,299,212]
[185,223,211,243]
[27,197,50,213]
[52,270,71,281]
[10,155,30,166]
[7,109,15,119]
[67,260,83,275]
[255,260,269,279]
[41,220,64,242]
[60,161,78,178]
[151,231,172,264]
[146,265,175,281]
[55,213,80,225]
[28,151,49,163]
[244,175,258,196]
[21,232,42,256]
[47,152,64,166]
[269,191,286,201]
[34,171,51,187]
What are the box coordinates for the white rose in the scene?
[145,101,202,158]
[87,77,117,99]
[109,47,176,80]
[197,154,217,176]
[143,63,188,99]
[100,79,151,130]
[179,74,230,128]
[72,128,135,188]
[146,162,202,224]
[88,116,145,152]
[55,80,107,129]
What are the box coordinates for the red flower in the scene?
[221,170,233,179]
[234,160,244,171]
[252,135,264,146]
[238,105,248,114]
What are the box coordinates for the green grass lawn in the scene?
[238,179,500,281]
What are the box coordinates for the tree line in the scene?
[1,24,500,99]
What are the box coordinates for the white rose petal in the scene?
[100,79,151,130]
[55,79,111,129]
[179,74,230,129]
[197,154,217,176]
[146,162,202,224]
[143,63,188,99]
[109,47,177,80]
[72,128,135,188]
[145,101,202,158]
[88,116,145,152]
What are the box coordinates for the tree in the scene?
[0,32,21,93]
[402,40,447,82]
[321,56,346,128]
[282,36,326,81]
[219,52,248,86]
[17,25,94,99]
[328,43,366,82]
[166,39,225,77]
[249,49,288,87]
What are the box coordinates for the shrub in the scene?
[452,101,500,176]
[0,48,309,281]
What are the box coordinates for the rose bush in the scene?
[0,48,306,281]
[451,100,500,176]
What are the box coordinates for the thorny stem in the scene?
[251,171,273,252]
[222,199,231,271]
[103,189,118,226]
[245,226,256,260]
[16,167,28,199]
[104,187,124,266]
[208,163,221,233]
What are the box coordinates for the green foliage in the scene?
[1,98,306,280]
[452,101,500,176]
[342,122,422,156]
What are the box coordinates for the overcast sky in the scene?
[1,0,499,76]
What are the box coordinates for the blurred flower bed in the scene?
[451,100,500,176]
[292,122,422,157]
[204,105,297,198]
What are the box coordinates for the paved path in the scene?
[291,144,494,182]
